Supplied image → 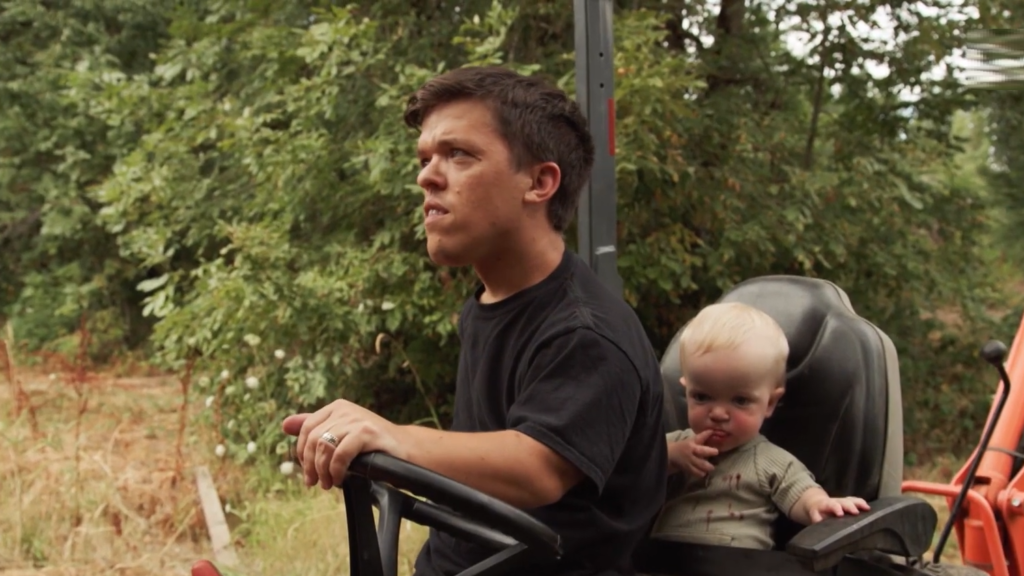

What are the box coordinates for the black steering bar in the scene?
[340,451,564,576]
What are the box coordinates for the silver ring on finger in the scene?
[320,431,339,447]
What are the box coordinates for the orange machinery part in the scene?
[192,560,224,576]
[902,479,1010,576]
[902,312,1024,576]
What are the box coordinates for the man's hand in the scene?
[282,400,407,490]
[791,488,871,524]
[667,429,719,477]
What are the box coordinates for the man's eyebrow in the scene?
[417,137,476,156]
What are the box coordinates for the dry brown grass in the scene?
[0,367,207,575]
[0,357,432,576]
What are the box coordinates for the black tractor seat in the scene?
[635,275,938,575]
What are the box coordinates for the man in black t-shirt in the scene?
[281,66,667,575]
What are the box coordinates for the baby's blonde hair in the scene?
[679,302,790,387]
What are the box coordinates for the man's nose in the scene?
[417,158,445,192]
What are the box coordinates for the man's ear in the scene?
[765,386,786,417]
[523,161,561,205]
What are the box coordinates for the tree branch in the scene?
[804,49,828,170]
[803,17,838,170]
[706,0,746,95]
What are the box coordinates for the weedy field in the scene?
[0,367,205,575]
[0,357,433,576]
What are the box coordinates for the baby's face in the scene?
[681,344,783,454]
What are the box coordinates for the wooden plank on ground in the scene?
[194,465,240,568]
[4,322,15,367]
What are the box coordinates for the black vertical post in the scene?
[573,0,622,298]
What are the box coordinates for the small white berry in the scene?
[199,376,211,387]
[246,441,257,454]
[280,461,295,475]
[215,444,226,457]
[205,395,215,408]
[224,503,232,513]
[219,369,230,381]
[274,349,286,360]
[381,301,396,311]
[245,376,259,390]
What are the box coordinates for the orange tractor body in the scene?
[904,312,1024,576]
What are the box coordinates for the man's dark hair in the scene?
[403,65,595,233]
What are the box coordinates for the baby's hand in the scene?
[667,429,719,477]
[805,495,871,524]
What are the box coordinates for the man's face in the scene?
[415,98,532,267]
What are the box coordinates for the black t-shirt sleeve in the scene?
[506,327,642,495]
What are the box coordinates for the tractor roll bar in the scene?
[573,0,623,298]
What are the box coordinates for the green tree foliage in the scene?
[986,89,1024,267]
[2,0,1018,464]
[0,0,175,358]
[966,27,1024,267]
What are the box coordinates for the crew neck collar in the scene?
[470,248,575,317]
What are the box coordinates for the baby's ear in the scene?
[679,376,688,388]
[765,386,786,417]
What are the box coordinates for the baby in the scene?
[649,302,870,550]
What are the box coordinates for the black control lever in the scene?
[932,340,1011,564]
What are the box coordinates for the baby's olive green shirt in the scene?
[650,429,820,550]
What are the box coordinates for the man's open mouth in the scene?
[424,202,450,224]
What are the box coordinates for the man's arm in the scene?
[391,426,584,509]
[285,408,577,506]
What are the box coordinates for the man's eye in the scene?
[450,148,467,157]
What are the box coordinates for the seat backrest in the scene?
[659,276,904,547]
